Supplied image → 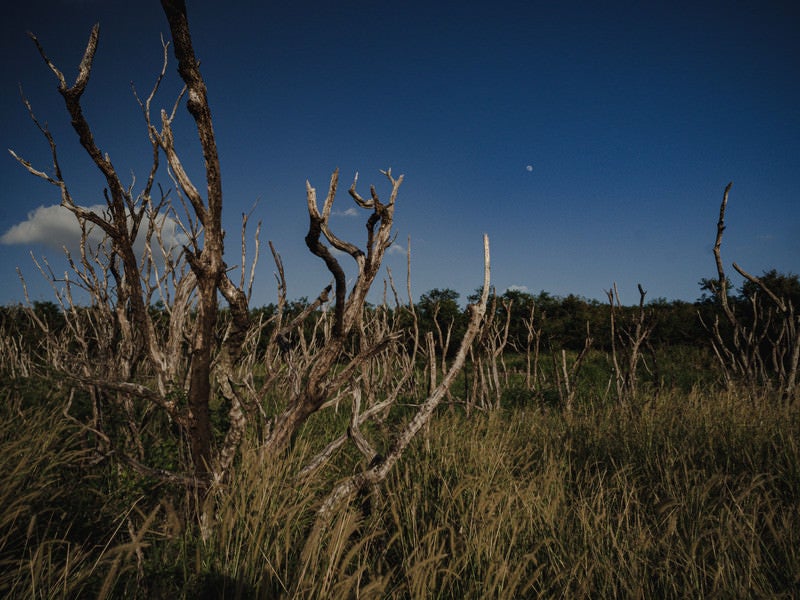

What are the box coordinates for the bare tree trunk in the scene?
[186,282,215,476]
[160,0,227,478]
[160,0,256,478]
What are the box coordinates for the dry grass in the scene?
[3,378,798,598]
[370,389,799,598]
[0,385,98,598]
[176,387,798,598]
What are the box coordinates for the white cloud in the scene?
[334,207,359,217]
[387,242,406,256]
[1,204,100,248]
[1,203,186,259]
[525,165,534,172]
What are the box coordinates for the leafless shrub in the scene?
[552,322,593,413]
[0,308,34,378]
[522,299,544,392]
[467,292,513,411]
[313,234,491,520]
[701,183,799,402]
[606,282,656,405]
[10,1,490,531]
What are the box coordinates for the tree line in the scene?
[4,267,797,360]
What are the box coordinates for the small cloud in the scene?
[334,207,359,217]
[387,242,406,256]
[507,284,529,293]
[525,165,534,172]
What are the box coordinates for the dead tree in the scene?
[551,322,592,413]
[467,292,512,411]
[606,282,655,404]
[701,183,799,401]
[12,3,254,486]
[11,2,492,528]
[522,299,543,392]
[255,169,406,455]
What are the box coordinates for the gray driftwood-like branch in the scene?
[316,234,492,519]
[262,169,404,455]
[702,183,799,401]
[713,182,736,324]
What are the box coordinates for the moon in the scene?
[525,165,534,172]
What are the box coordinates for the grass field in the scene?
[1,367,798,598]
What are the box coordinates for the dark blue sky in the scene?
[2,1,798,307]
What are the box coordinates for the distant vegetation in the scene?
[6,269,797,388]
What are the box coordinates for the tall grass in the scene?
[370,389,799,598]
[0,381,99,598]
[3,374,798,597]
[176,387,798,598]
[0,379,165,599]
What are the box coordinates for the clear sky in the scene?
[1,1,798,308]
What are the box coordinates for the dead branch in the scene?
[552,321,592,413]
[702,183,799,401]
[261,169,405,455]
[606,282,655,403]
[315,234,491,520]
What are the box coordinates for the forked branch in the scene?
[703,183,799,401]
[316,234,491,519]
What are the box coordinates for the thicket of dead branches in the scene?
[9,0,492,525]
[701,183,798,402]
